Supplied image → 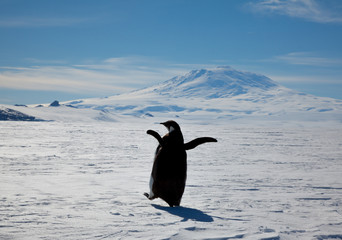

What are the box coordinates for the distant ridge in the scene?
[0,107,37,121]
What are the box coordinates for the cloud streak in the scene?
[0,57,193,95]
[248,0,342,24]
[274,52,342,66]
[270,75,342,84]
[0,65,130,95]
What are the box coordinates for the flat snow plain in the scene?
[1,121,342,240]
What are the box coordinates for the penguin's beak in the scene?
[160,122,170,131]
[160,122,168,128]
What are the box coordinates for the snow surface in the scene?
[1,121,342,239]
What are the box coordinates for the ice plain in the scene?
[1,121,342,240]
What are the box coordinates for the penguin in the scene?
[144,120,217,207]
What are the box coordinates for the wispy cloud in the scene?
[272,52,342,66]
[0,17,90,28]
[270,74,342,84]
[248,0,342,24]
[0,57,194,95]
[72,56,192,86]
[0,65,131,95]
[261,52,342,85]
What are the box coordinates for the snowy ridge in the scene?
[0,106,37,121]
[2,66,342,125]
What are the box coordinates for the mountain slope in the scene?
[147,66,279,98]
[63,66,341,124]
[2,66,342,125]
[0,107,37,121]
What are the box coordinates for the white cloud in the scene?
[0,65,131,95]
[0,57,196,95]
[73,56,192,86]
[248,0,342,23]
[259,52,342,85]
[274,52,342,66]
[270,74,342,84]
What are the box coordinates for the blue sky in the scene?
[1,0,342,104]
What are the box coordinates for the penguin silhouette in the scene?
[144,120,217,207]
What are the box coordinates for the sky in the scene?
[1,0,342,105]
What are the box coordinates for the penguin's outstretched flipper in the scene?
[184,137,217,150]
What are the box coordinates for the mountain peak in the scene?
[151,66,279,98]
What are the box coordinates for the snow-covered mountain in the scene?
[143,66,279,98]
[2,66,342,125]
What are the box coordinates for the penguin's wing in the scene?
[147,130,164,146]
[184,137,217,150]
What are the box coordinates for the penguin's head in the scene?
[160,120,181,133]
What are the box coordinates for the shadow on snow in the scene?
[152,204,214,222]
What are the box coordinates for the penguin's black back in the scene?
[151,132,187,207]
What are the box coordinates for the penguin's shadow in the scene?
[152,204,214,222]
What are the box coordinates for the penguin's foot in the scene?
[167,202,180,207]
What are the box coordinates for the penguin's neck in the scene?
[168,130,184,144]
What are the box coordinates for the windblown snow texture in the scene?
[0,122,341,239]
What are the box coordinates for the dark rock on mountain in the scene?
[50,100,60,107]
[0,108,36,121]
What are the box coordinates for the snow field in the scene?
[0,121,341,239]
